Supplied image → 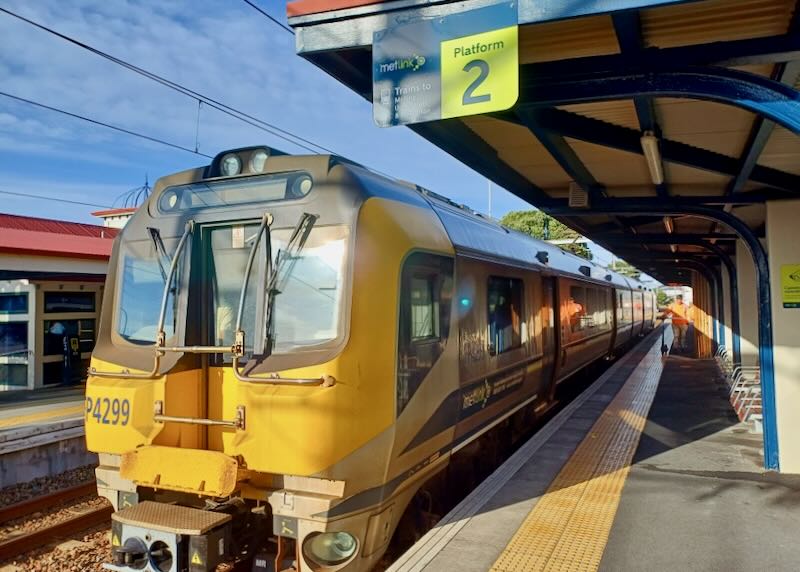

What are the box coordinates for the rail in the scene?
[0,488,112,561]
[0,482,96,524]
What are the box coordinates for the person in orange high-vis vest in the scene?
[665,294,692,350]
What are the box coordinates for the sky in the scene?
[0,0,646,278]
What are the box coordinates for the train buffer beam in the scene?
[108,501,232,572]
[388,328,800,572]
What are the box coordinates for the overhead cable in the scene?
[242,0,294,35]
[0,7,334,155]
[0,91,214,158]
[0,188,112,209]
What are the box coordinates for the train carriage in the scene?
[86,147,655,572]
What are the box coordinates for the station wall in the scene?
[736,240,761,367]
[766,200,800,473]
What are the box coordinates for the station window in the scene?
[43,319,96,355]
[488,276,523,355]
[0,364,28,387]
[397,253,454,415]
[0,322,28,358]
[0,293,27,314]
[43,360,87,386]
[568,286,587,332]
[44,292,95,313]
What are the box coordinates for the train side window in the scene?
[487,276,523,355]
[588,288,610,327]
[585,288,598,328]
[397,253,454,415]
[569,286,586,332]
[410,276,439,340]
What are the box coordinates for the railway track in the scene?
[0,482,112,562]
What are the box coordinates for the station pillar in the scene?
[720,267,733,363]
[766,200,800,473]
[736,240,761,366]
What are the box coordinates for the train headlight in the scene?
[220,153,242,176]
[303,531,358,566]
[249,149,269,173]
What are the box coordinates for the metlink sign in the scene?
[373,2,518,127]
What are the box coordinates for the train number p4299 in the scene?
[86,396,131,426]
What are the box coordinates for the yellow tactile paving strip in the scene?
[491,343,664,572]
[0,404,84,429]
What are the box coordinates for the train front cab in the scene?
[85,149,464,572]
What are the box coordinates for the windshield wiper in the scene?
[264,212,317,354]
[147,227,170,283]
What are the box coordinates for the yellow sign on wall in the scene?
[440,25,519,119]
[781,264,800,308]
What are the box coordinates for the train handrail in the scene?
[153,402,246,430]
[90,220,195,380]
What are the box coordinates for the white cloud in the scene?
[0,0,531,223]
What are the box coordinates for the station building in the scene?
[0,213,118,390]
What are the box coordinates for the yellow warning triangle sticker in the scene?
[112,533,120,547]
[191,551,203,565]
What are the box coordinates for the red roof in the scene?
[287,0,386,17]
[0,213,118,260]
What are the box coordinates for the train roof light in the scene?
[579,265,591,277]
[249,149,269,173]
[220,153,242,176]
[536,251,549,264]
[207,146,288,178]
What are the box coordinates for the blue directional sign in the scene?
[373,2,518,127]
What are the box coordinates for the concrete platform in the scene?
[0,386,91,488]
[389,327,800,572]
[0,386,84,430]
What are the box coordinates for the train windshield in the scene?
[208,223,348,356]
[267,224,348,352]
[114,223,348,355]
[116,238,180,344]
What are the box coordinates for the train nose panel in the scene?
[107,501,232,572]
[120,445,239,497]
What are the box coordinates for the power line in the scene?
[242,0,294,35]
[0,91,214,158]
[0,6,334,155]
[0,188,112,209]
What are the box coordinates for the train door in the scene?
[202,220,268,451]
[541,276,558,400]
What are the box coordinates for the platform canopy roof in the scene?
[287,0,800,286]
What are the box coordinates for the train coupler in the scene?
[104,501,232,572]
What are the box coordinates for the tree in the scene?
[500,210,592,260]
[656,290,673,308]
[610,259,642,280]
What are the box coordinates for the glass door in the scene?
[203,222,267,362]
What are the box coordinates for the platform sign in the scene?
[373,2,518,127]
[780,264,800,308]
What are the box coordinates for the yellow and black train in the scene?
[86,146,655,572]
